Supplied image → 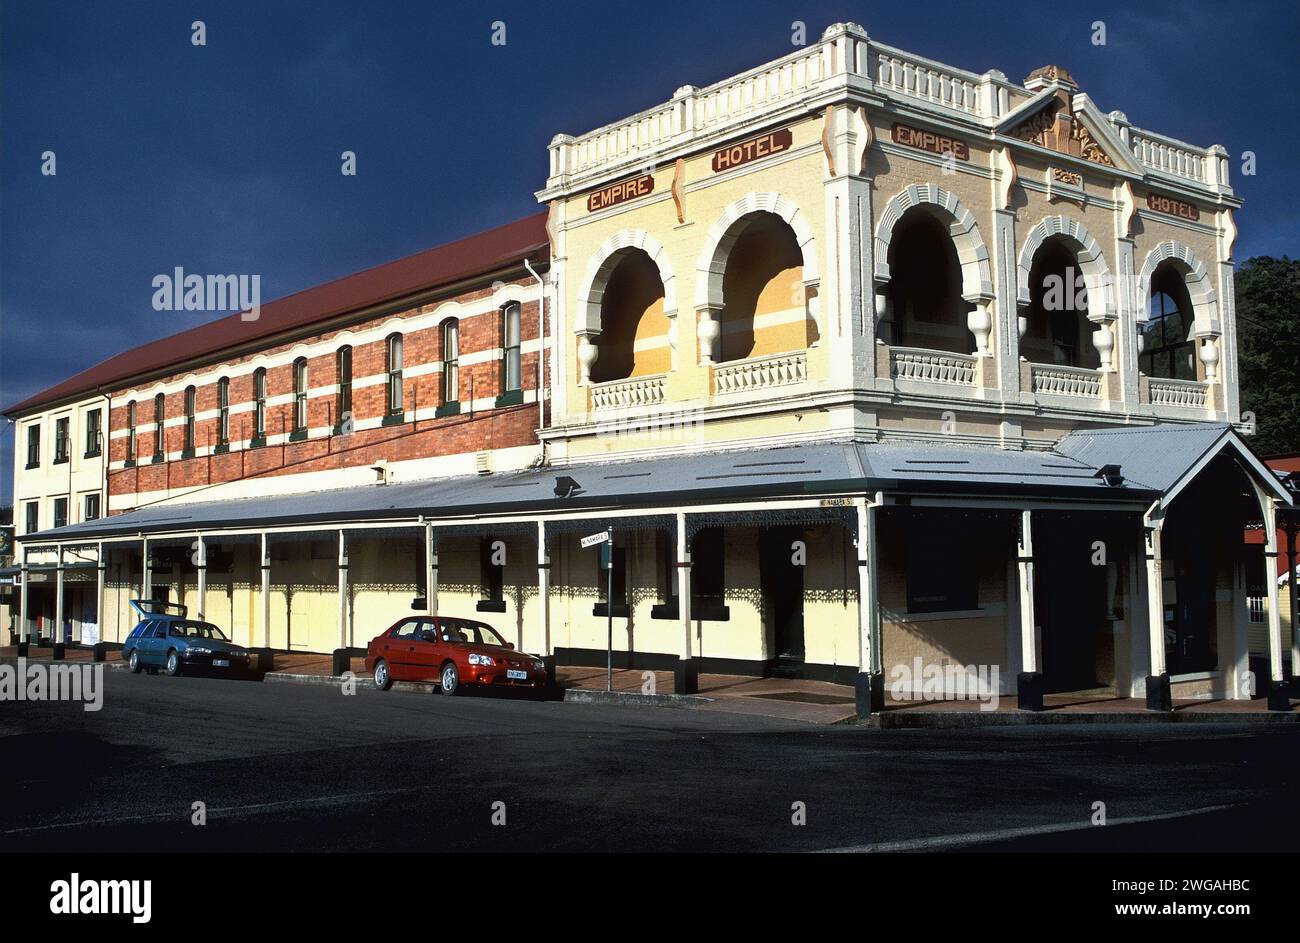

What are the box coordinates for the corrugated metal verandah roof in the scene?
[18,431,1193,545]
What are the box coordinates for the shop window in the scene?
[84,408,102,458]
[1141,264,1197,380]
[54,417,69,464]
[904,511,979,613]
[691,527,730,621]
[476,537,506,612]
[593,542,628,618]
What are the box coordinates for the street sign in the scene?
[580,530,610,549]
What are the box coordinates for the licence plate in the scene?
[212,659,230,668]
[506,669,528,680]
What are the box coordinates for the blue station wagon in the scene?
[122,601,251,676]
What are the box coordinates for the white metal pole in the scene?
[536,520,550,659]
[195,535,207,622]
[260,532,271,651]
[54,543,65,651]
[425,522,438,616]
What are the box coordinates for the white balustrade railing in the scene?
[873,50,980,115]
[713,350,807,394]
[547,25,1223,194]
[1129,130,1208,184]
[889,346,977,386]
[1031,363,1102,398]
[589,374,666,411]
[1148,377,1208,409]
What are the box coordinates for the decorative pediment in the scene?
[998,70,1142,175]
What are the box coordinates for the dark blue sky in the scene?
[2,0,1298,499]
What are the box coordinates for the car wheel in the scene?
[373,659,392,691]
[165,650,181,677]
[439,661,459,696]
[128,650,142,674]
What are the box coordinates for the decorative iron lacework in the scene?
[685,505,857,540]
[543,514,677,538]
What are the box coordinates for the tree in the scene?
[1235,256,1300,457]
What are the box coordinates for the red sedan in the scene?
[366,615,548,695]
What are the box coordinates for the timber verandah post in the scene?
[675,511,699,695]
[52,543,65,659]
[17,542,30,656]
[1016,509,1045,711]
[854,496,884,717]
[332,529,350,677]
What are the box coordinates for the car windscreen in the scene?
[440,619,506,647]
[167,621,228,641]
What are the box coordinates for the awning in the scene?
[17,435,1169,545]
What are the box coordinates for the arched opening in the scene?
[1021,237,1099,368]
[1141,262,1197,380]
[717,212,808,363]
[590,248,667,384]
[883,207,968,352]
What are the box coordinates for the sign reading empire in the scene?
[891,123,969,161]
[713,128,793,172]
[587,174,655,212]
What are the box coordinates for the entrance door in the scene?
[760,526,805,675]
[1036,520,1107,693]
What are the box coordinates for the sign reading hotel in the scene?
[892,123,969,161]
[587,174,655,212]
[712,128,793,172]
[1145,192,1200,221]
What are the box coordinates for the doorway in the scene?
[1035,514,1109,693]
[761,526,805,675]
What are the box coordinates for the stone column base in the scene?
[1267,679,1292,712]
[331,648,351,677]
[16,641,29,658]
[855,670,885,717]
[1146,673,1173,711]
[542,655,557,689]
[674,657,700,695]
[1017,671,1044,711]
[92,643,107,662]
[52,642,66,661]
[256,648,276,673]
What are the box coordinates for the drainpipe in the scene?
[523,257,547,434]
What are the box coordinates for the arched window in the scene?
[125,401,137,463]
[292,357,308,433]
[152,393,165,461]
[441,320,459,406]
[216,377,230,445]
[386,333,404,415]
[715,212,807,363]
[501,303,522,395]
[1142,265,1197,380]
[183,385,196,454]
[883,208,968,353]
[335,346,352,430]
[590,250,666,383]
[252,367,267,441]
[1021,237,1098,368]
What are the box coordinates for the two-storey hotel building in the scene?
[6,24,1297,713]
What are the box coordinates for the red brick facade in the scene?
[106,274,548,505]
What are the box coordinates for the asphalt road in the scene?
[2,670,1298,853]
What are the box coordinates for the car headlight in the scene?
[468,653,495,666]
[189,646,212,655]
[533,661,545,671]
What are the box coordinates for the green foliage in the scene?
[1236,256,1300,457]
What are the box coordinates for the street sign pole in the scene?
[606,527,614,692]
[582,528,615,692]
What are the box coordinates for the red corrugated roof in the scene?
[4,212,550,416]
